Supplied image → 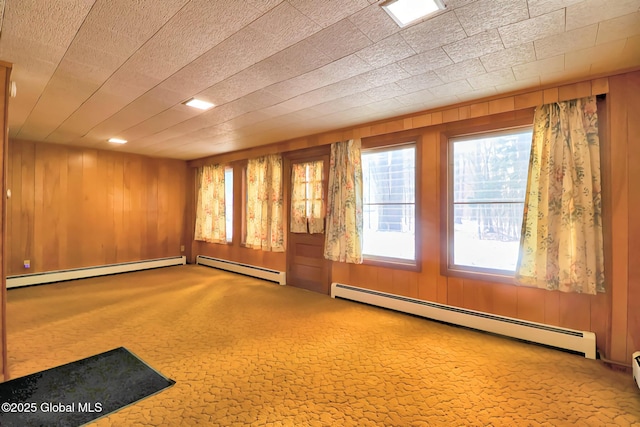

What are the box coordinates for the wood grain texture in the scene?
[0,64,11,380]
[607,74,630,362]
[6,140,188,276]
[625,72,640,360]
[188,71,639,364]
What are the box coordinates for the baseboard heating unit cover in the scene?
[6,256,186,289]
[196,255,286,285]
[331,282,596,359]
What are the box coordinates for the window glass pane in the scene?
[225,168,233,242]
[453,203,525,271]
[362,145,416,262]
[451,129,532,272]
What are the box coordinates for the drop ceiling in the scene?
[0,0,638,160]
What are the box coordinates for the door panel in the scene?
[286,149,330,294]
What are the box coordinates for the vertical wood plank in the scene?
[625,72,640,359]
[157,160,170,257]
[33,144,45,271]
[558,293,591,331]
[608,74,629,361]
[104,151,117,264]
[516,286,545,323]
[447,277,464,307]
[67,148,83,268]
[41,144,61,271]
[113,152,125,263]
[145,160,158,259]
[82,149,99,265]
[8,141,22,274]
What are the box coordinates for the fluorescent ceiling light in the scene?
[381,0,445,27]
[108,138,127,144]
[184,98,214,110]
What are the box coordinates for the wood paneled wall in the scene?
[191,70,639,364]
[6,140,188,276]
[0,62,12,381]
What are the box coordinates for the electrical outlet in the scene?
[180,245,185,252]
[24,259,30,269]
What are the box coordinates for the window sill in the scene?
[363,256,420,272]
[444,266,516,285]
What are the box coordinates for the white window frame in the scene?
[362,142,417,267]
[446,126,532,278]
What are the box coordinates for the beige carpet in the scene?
[6,265,640,426]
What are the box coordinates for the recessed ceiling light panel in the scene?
[381,0,445,27]
[108,138,127,144]
[184,98,215,110]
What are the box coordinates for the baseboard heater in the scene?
[6,256,187,289]
[331,283,596,359]
[196,255,286,285]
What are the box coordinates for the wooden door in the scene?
[285,147,331,294]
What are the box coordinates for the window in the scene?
[449,128,532,274]
[362,144,416,264]
[224,167,233,243]
[291,160,324,234]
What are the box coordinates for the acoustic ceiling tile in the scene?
[590,34,640,74]
[394,88,435,106]
[512,55,565,80]
[396,72,443,92]
[434,58,487,83]
[526,0,583,18]
[564,39,627,70]
[249,2,322,51]
[269,40,333,75]
[119,108,198,141]
[467,68,516,90]
[443,29,505,63]
[498,9,565,48]
[137,0,262,67]
[539,63,592,86]
[495,76,541,94]
[429,80,474,98]
[348,3,401,43]
[305,19,373,61]
[242,90,286,110]
[4,0,94,48]
[61,42,126,84]
[596,11,640,45]
[400,11,466,54]
[363,83,408,102]
[398,48,453,76]
[356,34,416,68]
[454,0,529,36]
[534,25,598,60]
[480,42,536,72]
[82,0,187,44]
[287,0,370,28]
[566,0,640,31]
[245,0,285,13]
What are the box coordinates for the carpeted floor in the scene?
[5,265,640,426]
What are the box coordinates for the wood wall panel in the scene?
[188,72,639,364]
[608,74,631,362]
[624,72,640,358]
[0,62,12,379]
[6,140,188,276]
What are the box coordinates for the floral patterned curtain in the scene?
[291,161,324,234]
[194,164,226,243]
[246,154,284,252]
[516,96,604,295]
[324,139,363,263]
